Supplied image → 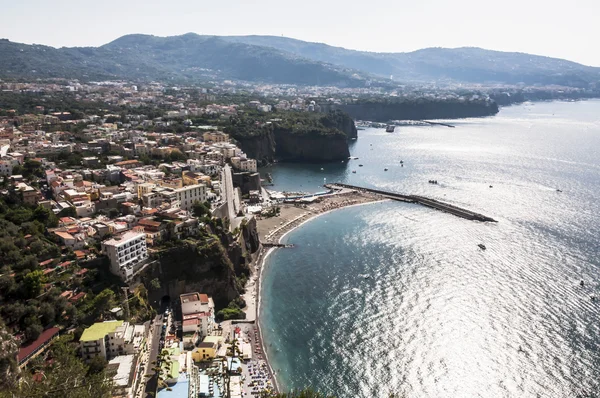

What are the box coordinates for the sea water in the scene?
[259,100,600,397]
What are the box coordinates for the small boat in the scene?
[384,168,388,171]
[320,168,324,171]
[489,185,493,188]
[352,170,356,173]
[363,275,370,279]
[478,244,486,250]
[580,280,585,287]
[556,189,562,192]
[359,164,363,167]
[386,125,395,133]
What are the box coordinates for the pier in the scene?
[326,183,496,222]
[261,243,295,248]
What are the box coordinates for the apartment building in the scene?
[101,231,148,281]
[80,321,146,362]
[159,184,207,211]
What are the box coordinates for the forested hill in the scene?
[2,33,600,88]
[0,35,366,86]
[222,36,600,88]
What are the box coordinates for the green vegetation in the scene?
[0,180,152,389]
[226,109,351,139]
[0,335,113,398]
[262,206,281,218]
[0,34,365,86]
[216,297,246,321]
[0,91,114,118]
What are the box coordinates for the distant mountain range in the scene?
[1,33,599,88]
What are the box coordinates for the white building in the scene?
[231,157,257,173]
[101,231,148,281]
[0,155,20,176]
[180,293,215,338]
[80,321,146,362]
[159,184,207,211]
[108,354,138,398]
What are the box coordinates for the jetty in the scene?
[325,183,496,222]
[422,120,456,128]
[261,243,295,248]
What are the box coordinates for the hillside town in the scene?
[0,84,293,398]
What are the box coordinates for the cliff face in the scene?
[322,100,499,122]
[232,110,356,164]
[139,218,260,310]
[273,127,350,162]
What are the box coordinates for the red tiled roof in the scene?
[17,327,60,365]
[73,250,86,258]
[69,292,86,302]
[199,294,209,304]
[182,312,209,320]
[138,219,162,227]
[39,259,54,267]
[54,231,74,241]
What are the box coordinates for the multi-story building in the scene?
[108,354,139,398]
[80,320,124,362]
[136,182,157,199]
[203,131,229,143]
[80,321,146,362]
[159,184,207,211]
[180,293,215,338]
[101,231,148,281]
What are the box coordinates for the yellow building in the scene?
[192,335,223,362]
[182,171,209,187]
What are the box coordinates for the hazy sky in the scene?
[2,0,599,66]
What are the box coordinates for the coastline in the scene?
[245,190,389,394]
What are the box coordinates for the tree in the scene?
[33,205,59,228]
[91,289,116,319]
[24,322,43,342]
[23,270,45,298]
[192,201,210,218]
[87,356,107,375]
[39,302,56,325]
[107,208,120,219]
[0,321,19,390]
[150,278,161,290]
[58,206,77,218]
[5,335,113,398]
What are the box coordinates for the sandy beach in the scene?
[239,189,388,393]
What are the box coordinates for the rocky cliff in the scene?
[139,218,260,310]
[229,110,356,164]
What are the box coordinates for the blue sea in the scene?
[259,100,600,397]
